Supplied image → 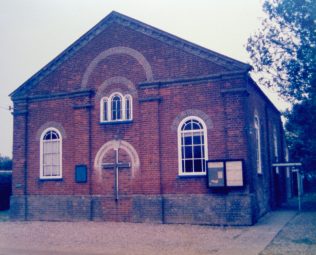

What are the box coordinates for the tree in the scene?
[247,0,316,102]
[0,155,12,170]
[285,86,316,172]
[247,0,316,178]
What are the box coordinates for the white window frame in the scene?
[177,116,208,176]
[100,92,133,123]
[273,126,280,174]
[273,126,279,161]
[124,94,133,120]
[40,127,62,179]
[100,96,109,122]
[254,115,262,174]
[110,93,123,121]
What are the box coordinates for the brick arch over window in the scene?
[81,46,154,89]
[171,109,213,132]
[36,121,67,141]
[96,76,137,100]
[94,140,140,181]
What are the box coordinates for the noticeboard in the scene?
[226,160,244,187]
[207,159,244,188]
[75,165,87,183]
[207,161,225,187]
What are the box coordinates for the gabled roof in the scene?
[10,11,251,98]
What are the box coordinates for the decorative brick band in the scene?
[171,109,214,132]
[81,47,153,89]
[35,121,67,141]
[138,96,162,103]
[96,76,138,100]
[94,139,140,180]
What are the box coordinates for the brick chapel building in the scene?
[10,12,288,225]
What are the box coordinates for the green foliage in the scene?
[0,156,12,170]
[247,0,316,173]
[247,0,316,102]
[285,86,316,172]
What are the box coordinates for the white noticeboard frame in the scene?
[207,159,244,188]
[226,161,243,187]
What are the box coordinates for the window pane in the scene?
[44,166,51,177]
[112,95,122,120]
[182,121,192,131]
[184,146,192,158]
[193,160,202,172]
[183,135,192,145]
[126,100,130,119]
[184,160,193,172]
[125,96,132,120]
[192,121,201,130]
[103,100,108,121]
[51,131,58,140]
[193,146,202,158]
[193,135,201,144]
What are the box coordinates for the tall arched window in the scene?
[254,115,262,174]
[125,94,132,120]
[100,97,108,122]
[111,94,122,120]
[273,126,279,174]
[178,116,208,176]
[40,128,62,179]
[273,127,279,162]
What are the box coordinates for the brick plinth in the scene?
[10,194,255,225]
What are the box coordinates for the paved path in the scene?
[0,210,295,255]
[260,212,316,255]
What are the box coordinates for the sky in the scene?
[0,0,288,157]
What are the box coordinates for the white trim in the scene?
[124,94,133,120]
[254,115,262,174]
[273,126,279,159]
[100,92,133,123]
[39,127,62,179]
[272,162,302,167]
[100,96,109,122]
[177,116,208,176]
[273,126,279,174]
[110,92,124,121]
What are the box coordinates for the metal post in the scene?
[297,170,301,212]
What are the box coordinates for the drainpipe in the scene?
[157,84,165,223]
[88,92,93,221]
[24,98,29,220]
[264,105,273,209]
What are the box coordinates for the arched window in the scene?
[254,115,262,174]
[125,94,132,120]
[100,93,133,123]
[178,116,208,176]
[40,128,62,179]
[100,97,108,122]
[273,126,279,174]
[111,94,122,120]
[273,127,279,162]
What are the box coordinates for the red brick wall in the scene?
[246,80,284,216]
[25,23,229,97]
[10,21,283,224]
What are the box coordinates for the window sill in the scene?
[38,178,63,182]
[177,174,206,179]
[99,120,133,125]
